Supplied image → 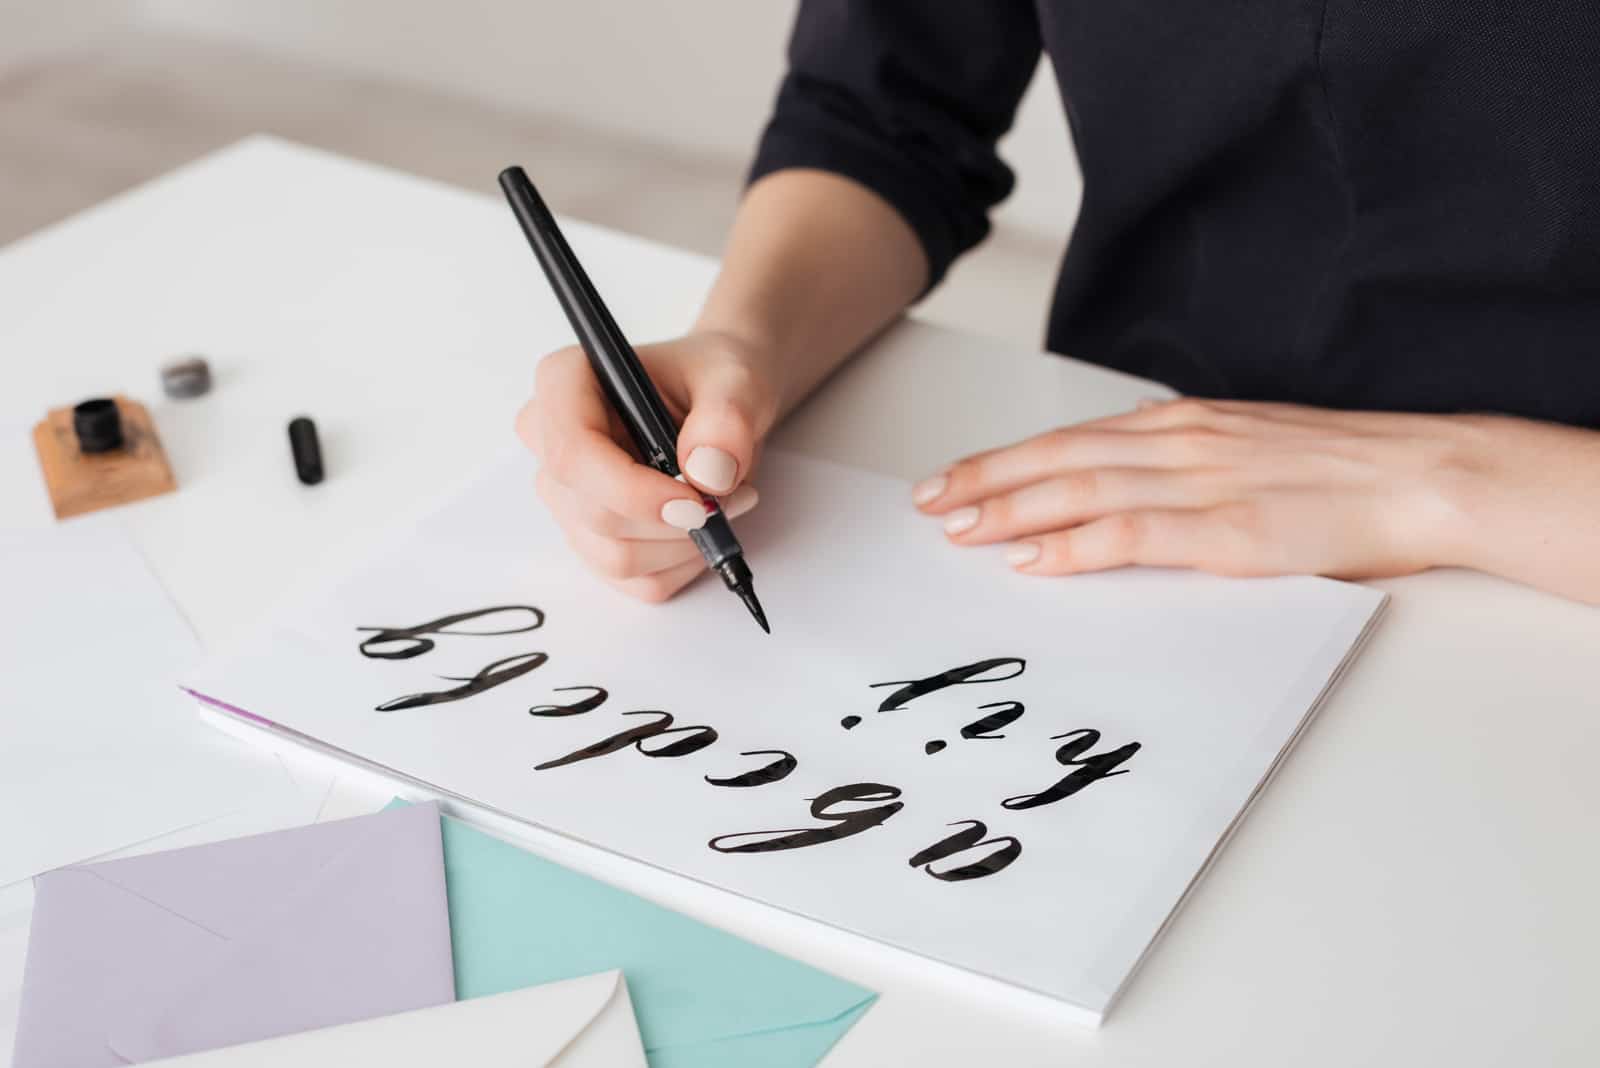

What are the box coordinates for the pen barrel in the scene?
[498,166,681,472]
[499,165,754,608]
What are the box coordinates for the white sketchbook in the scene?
[187,450,1385,1023]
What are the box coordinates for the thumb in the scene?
[676,364,769,496]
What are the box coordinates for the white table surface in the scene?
[2,137,1596,1066]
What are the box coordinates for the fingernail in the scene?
[1006,542,1040,567]
[912,474,948,505]
[661,498,709,531]
[723,484,759,518]
[943,506,979,535]
[685,446,738,494]
[1136,396,1164,410]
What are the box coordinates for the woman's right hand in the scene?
[515,330,778,602]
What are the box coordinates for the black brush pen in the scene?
[498,165,770,634]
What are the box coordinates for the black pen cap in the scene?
[288,416,324,485]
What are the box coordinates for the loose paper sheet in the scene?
[0,525,291,888]
[189,451,1384,1020]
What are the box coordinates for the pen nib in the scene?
[739,586,771,634]
[715,557,770,634]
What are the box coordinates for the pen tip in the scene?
[714,557,770,634]
[739,588,771,635]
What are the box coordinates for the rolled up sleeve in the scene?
[749,0,1043,290]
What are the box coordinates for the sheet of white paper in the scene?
[141,970,642,1067]
[0,523,295,888]
[190,450,1385,1020]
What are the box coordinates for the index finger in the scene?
[915,427,1203,514]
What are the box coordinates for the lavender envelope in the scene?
[12,803,455,1067]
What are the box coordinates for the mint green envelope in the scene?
[391,802,875,1067]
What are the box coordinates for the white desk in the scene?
[2,138,1596,1066]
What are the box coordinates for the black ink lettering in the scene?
[840,715,861,730]
[535,711,718,770]
[375,651,547,711]
[868,657,1026,712]
[924,739,947,755]
[1002,729,1141,810]
[357,605,544,660]
[708,783,903,853]
[704,750,798,788]
[907,820,1023,881]
[636,724,721,758]
[961,700,1024,740]
[529,685,608,717]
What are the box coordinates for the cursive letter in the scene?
[705,750,798,788]
[375,651,547,711]
[529,685,608,717]
[536,711,719,770]
[708,783,903,853]
[907,820,1023,881]
[357,605,544,660]
[961,700,1024,740]
[869,657,1026,712]
[1002,729,1140,810]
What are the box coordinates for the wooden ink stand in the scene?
[32,395,176,519]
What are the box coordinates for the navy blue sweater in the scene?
[750,1,1600,426]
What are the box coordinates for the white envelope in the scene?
[143,971,646,1067]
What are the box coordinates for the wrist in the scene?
[688,314,792,411]
[1418,415,1544,576]
[1426,416,1600,603]
[1373,416,1491,574]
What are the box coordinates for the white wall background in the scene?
[129,0,1082,242]
[0,0,132,67]
[4,0,1081,243]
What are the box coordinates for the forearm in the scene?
[1442,416,1600,604]
[694,169,928,417]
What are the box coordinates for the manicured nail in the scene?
[685,446,738,494]
[661,498,709,531]
[723,484,759,519]
[1006,542,1041,567]
[943,506,979,535]
[913,474,948,505]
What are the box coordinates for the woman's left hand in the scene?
[912,397,1600,603]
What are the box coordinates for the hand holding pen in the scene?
[501,168,772,629]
